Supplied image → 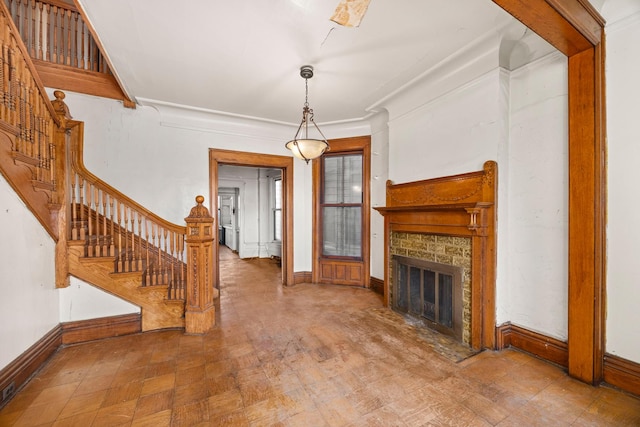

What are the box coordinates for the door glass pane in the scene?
[274,210,282,241]
[274,179,282,209]
[273,179,282,241]
[323,155,362,204]
[322,207,361,257]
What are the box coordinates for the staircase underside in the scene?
[34,61,135,108]
[68,244,185,331]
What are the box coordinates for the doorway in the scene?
[209,149,294,287]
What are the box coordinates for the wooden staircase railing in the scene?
[0,0,217,333]
[4,0,107,72]
[3,0,133,106]
[62,100,187,301]
[0,0,60,235]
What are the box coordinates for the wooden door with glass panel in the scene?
[313,136,370,286]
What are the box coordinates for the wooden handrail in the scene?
[0,1,60,199]
[62,109,185,236]
[61,106,187,300]
[1,1,190,306]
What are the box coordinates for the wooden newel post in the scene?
[184,195,218,334]
[52,90,72,289]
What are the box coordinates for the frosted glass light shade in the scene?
[285,138,329,163]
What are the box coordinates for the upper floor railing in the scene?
[0,0,58,193]
[4,0,109,73]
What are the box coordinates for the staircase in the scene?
[68,244,185,330]
[0,1,217,333]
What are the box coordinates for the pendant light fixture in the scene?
[285,65,329,164]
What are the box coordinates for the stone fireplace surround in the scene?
[391,232,472,346]
[375,161,497,351]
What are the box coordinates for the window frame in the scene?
[319,151,364,260]
[312,135,370,287]
[272,177,282,242]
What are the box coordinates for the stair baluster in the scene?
[0,3,198,331]
[108,196,115,256]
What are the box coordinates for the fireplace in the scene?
[393,254,464,341]
[374,161,497,350]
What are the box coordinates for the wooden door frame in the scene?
[209,149,294,287]
[491,0,606,384]
[311,135,371,287]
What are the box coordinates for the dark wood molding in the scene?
[0,325,62,408]
[61,313,141,345]
[209,149,295,287]
[293,271,312,285]
[370,276,384,295]
[491,0,603,56]
[604,353,640,397]
[491,0,606,386]
[496,322,568,368]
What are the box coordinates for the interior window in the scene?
[273,178,282,241]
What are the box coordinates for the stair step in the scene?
[109,270,142,279]
[12,151,39,167]
[32,180,54,191]
[79,255,115,265]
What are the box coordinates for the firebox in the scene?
[393,255,463,341]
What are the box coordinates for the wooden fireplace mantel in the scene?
[374,161,497,350]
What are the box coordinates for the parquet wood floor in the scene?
[1,246,638,426]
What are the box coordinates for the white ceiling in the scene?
[76,0,558,125]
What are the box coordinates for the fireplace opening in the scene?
[393,255,463,341]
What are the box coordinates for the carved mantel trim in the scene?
[374,161,497,350]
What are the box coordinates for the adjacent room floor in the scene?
[1,246,639,426]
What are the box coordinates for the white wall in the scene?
[58,278,140,322]
[370,111,390,280]
[603,1,640,362]
[506,52,568,339]
[47,90,369,273]
[382,37,570,342]
[0,175,58,368]
[387,69,503,183]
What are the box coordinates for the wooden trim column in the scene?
[491,0,606,384]
[184,195,218,334]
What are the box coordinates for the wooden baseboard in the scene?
[370,276,384,295]
[0,325,62,408]
[497,323,640,397]
[61,313,141,345]
[496,322,568,368]
[604,353,640,397]
[293,271,312,285]
[0,313,142,408]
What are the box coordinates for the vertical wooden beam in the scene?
[567,42,606,384]
[491,0,606,384]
